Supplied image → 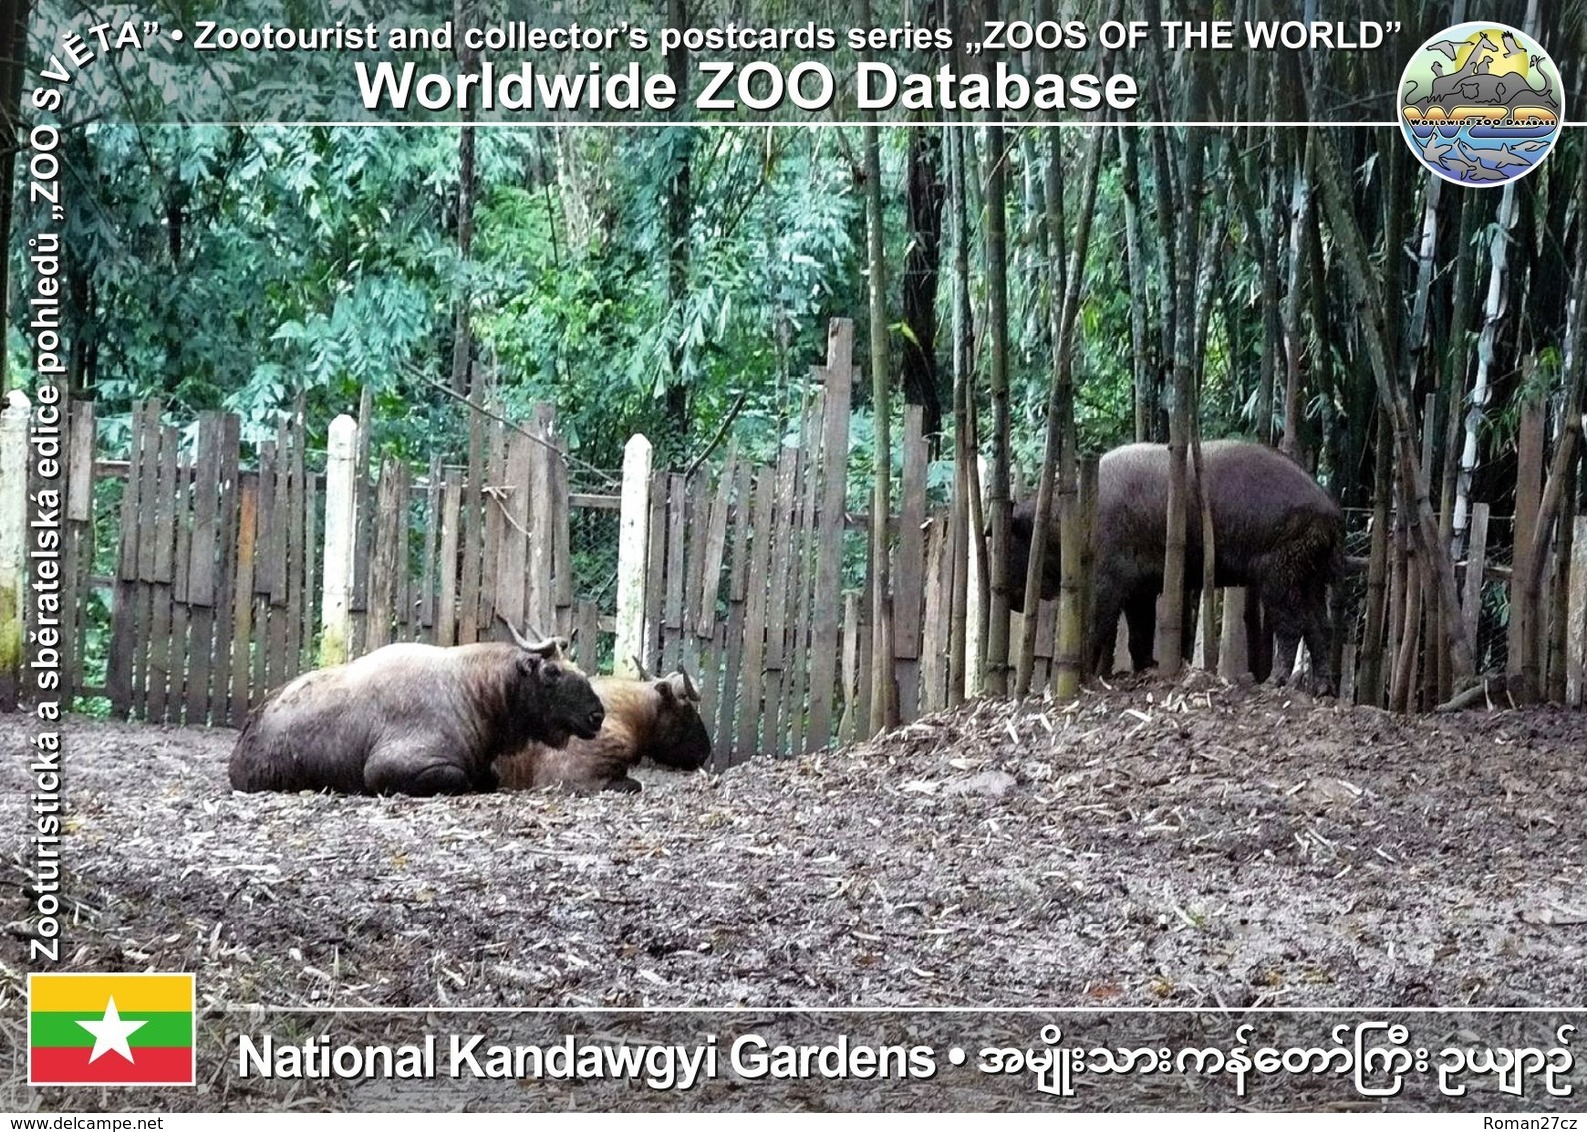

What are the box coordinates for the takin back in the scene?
[495,669,711,793]
[228,634,605,796]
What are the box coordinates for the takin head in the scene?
[614,669,711,771]
[497,620,606,749]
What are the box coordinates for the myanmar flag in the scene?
[28,973,195,1086]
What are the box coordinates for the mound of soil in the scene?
[2,675,1583,1111]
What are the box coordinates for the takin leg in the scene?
[364,739,477,796]
[1089,576,1129,676]
[1123,592,1157,671]
[1262,581,1329,694]
[1262,587,1304,689]
[403,764,478,796]
[1298,593,1337,697]
[1245,595,1272,683]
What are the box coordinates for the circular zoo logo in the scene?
[1399,22,1563,186]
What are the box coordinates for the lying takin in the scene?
[1009,439,1345,695]
[228,626,605,796]
[495,668,711,794]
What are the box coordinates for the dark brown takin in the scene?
[1009,439,1344,694]
[228,628,605,796]
[495,669,711,794]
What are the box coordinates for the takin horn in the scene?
[497,614,563,657]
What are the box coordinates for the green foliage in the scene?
[472,128,860,469]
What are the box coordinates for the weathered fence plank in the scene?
[737,467,775,762]
[165,456,194,724]
[418,455,441,637]
[644,472,667,670]
[367,457,404,651]
[614,435,652,678]
[762,447,798,758]
[807,319,855,749]
[320,416,358,666]
[206,413,241,725]
[229,475,258,727]
[544,406,573,636]
[920,518,948,712]
[839,590,860,744]
[144,424,179,722]
[437,475,462,647]
[661,473,688,674]
[183,414,220,724]
[895,406,927,719]
[787,396,821,758]
[715,458,752,760]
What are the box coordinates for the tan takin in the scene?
[496,669,710,793]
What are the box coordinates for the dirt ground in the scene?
[2,674,1584,1111]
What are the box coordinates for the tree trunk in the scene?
[1437,194,1479,693]
[1519,174,1587,702]
[1148,129,1178,445]
[1018,128,1104,699]
[449,0,478,397]
[1191,202,1227,676]
[1403,176,1444,698]
[663,0,693,456]
[862,118,897,733]
[1359,409,1393,705]
[1389,545,1422,713]
[1119,131,1154,442]
[980,123,1012,697]
[946,119,972,708]
[901,127,945,439]
[1157,128,1203,677]
[1279,141,1313,455]
[1546,456,1578,702]
[1453,184,1519,553]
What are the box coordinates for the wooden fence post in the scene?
[0,391,29,710]
[319,414,358,667]
[614,433,652,678]
[807,319,855,750]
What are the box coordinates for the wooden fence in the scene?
[0,320,1022,762]
[3,317,1586,755]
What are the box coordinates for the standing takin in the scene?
[228,627,605,796]
[495,669,711,794]
[1009,439,1345,695]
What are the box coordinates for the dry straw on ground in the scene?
[2,673,1584,1110]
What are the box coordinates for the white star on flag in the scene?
[76,997,147,1064]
